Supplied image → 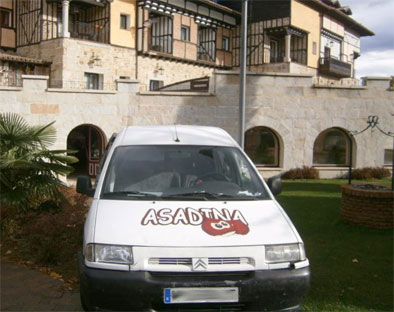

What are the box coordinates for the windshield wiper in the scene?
[161,191,223,201]
[102,191,160,199]
[163,191,264,201]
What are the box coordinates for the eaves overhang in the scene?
[0,53,52,66]
[140,0,239,28]
[196,0,241,17]
[297,0,374,36]
[46,0,109,7]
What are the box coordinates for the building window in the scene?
[312,41,317,55]
[181,25,190,41]
[85,73,102,90]
[245,127,280,166]
[150,80,163,91]
[120,14,130,30]
[313,128,350,166]
[222,36,230,51]
[0,9,12,28]
[384,149,393,166]
[198,27,216,61]
[290,34,307,65]
[150,14,173,54]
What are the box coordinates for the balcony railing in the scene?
[0,71,22,87]
[49,79,115,90]
[69,21,108,43]
[291,49,307,65]
[149,36,172,54]
[319,57,352,78]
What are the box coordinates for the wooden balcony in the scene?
[47,0,105,7]
[319,57,352,78]
[69,21,109,43]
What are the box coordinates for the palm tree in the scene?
[0,113,78,211]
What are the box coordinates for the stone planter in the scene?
[340,185,394,229]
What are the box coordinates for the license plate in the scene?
[163,287,239,304]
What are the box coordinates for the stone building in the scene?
[221,0,374,83]
[0,0,393,179]
[0,0,374,89]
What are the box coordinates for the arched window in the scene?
[313,128,351,166]
[245,127,280,166]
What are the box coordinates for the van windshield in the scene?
[101,145,270,200]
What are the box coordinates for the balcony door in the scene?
[324,46,331,58]
[270,39,283,63]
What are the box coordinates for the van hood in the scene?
[93,200,299,247]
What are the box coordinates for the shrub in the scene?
[351,167,391,180]
[282,166,320,180]
[0,113,78,211]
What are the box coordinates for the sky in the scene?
[342,0,394,78]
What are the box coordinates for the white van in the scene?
[77,125,310,312]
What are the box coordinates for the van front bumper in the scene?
[79,254,310,311]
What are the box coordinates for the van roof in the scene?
[116,125,239,147]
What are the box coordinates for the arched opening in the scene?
[67,125,106,178]
[313,128,351,166]
[244,126,281,167]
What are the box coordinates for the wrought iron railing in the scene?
[149,36,173,54]
[0,71,22,87]
[49,79,115,91]
[270,54,284,63]
[291,49,307,65]
[69,21,108,43]
[149,15,173,54]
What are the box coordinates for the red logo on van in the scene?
[201,218,249,236]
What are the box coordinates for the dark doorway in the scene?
[67,125,106,178]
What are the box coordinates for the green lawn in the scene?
[277,179,393,312]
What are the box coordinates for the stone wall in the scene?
[17,38,137,90]
[0,76,132,151]
[0,72,393,179]
[214,72,393,177]
[17,40,65,83]
[137,55,214,91]
[61,39,137,89]
[341,185,393,229]
[247,62,317,76]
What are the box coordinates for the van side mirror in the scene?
[76,175,95,197]
[267,175,282,196]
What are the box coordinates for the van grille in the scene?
[149,258,192,265]
[148,257,251,266]
[208,257,251,265]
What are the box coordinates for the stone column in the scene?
[284,34,291,62]
[62,0,70,38]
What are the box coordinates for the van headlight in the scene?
[265,244,305,263]
[84,244,133,264]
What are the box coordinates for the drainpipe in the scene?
[239,0,248,149]
[62,0,70,38]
